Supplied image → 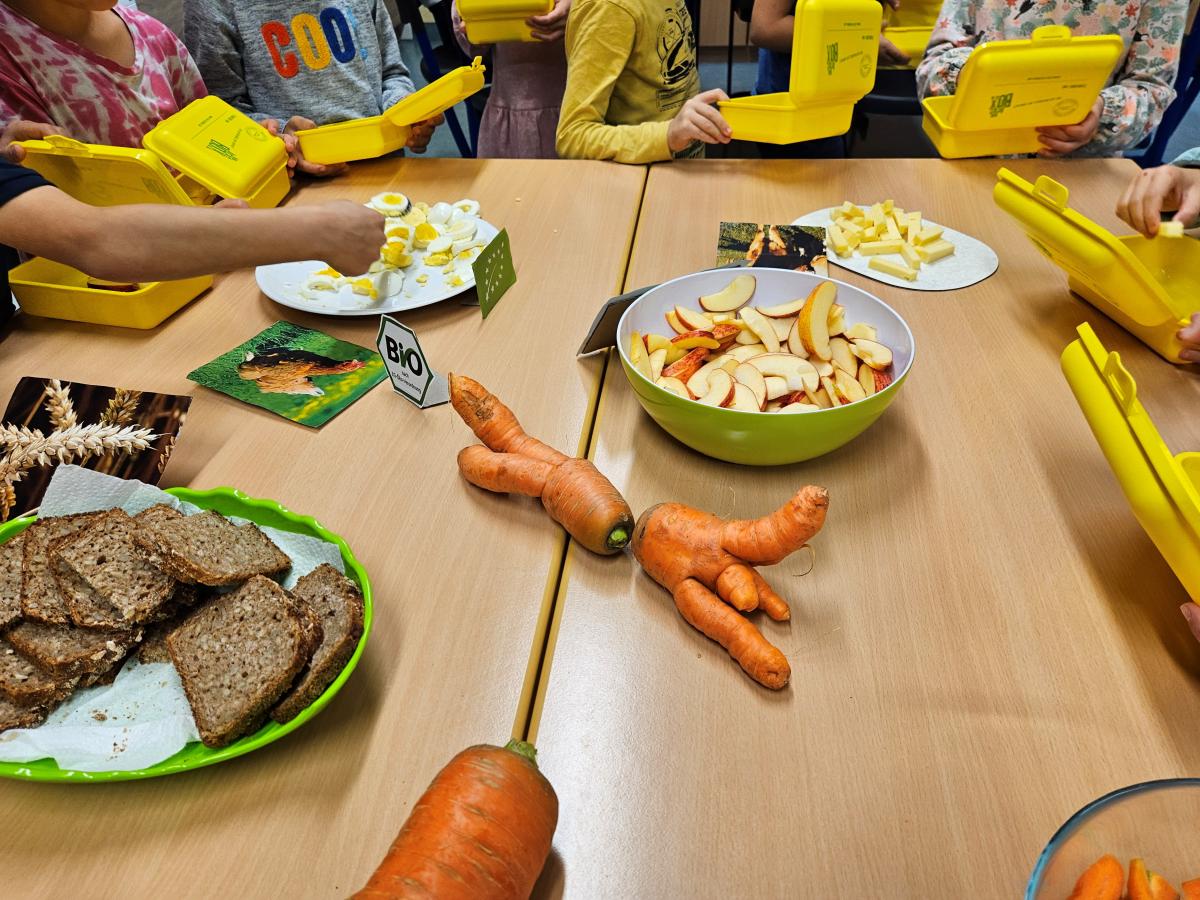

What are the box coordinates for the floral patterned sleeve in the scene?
[915,0,981,99]
[1088,0,1186,153]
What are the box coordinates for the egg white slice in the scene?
[427,201,453,225]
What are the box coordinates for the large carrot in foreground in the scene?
[631,486,829,689]
[1067,855,1123,900]
[353,741,558,900]
[450,374,633,554]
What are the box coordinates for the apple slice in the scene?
[649,348,667,381]
[665,310,688,334]
[675,305,713,331]
[670,330,720,350]
[734,363,768,409]
[829,337,857,375]
[697,369,735,407]
[820,375,842,406]
[797,281,836,360]
[710,323,741,344]
[810,384,834,409]
[646,333,673,355]
[747,353,819,393]
[629,332,652,379]
[664,345,689,365]
[873,369,894,392]
[758,297,805,318]
[729,382,760,412]
[661,347,708,383]
[769,316,795,341]
[814,360,834,378]
[763,375,789,400]
[686,354,730,397]
[765,401,782,412]
[726,344,767,361]
[699,274,756,312]
[786,319,809,358]
[850,338,893,369]
[720,357,740,374]
[777,402,821,413]
[739,306,780,354]
[857,362,877,397]
[844,322,877,342]
[657,376,689,398]
[828,303,847,336]
[833,367,867,404]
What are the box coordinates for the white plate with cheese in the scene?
[792,204,998,292]
[256,193,499,317]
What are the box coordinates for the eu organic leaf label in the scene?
[473,228,516,320]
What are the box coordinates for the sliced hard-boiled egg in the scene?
[368,192,412,216]
[312,266,342,279]
[414,201,430,213]
[415,273,429,285]
[452,199,480,217]
[348,277,378,299]
[424,251,454,267]
[452,237,484,255]
[427,202,453,225]
[401,206,427,226]
[368,260,384,274]
[382,242,414,268]
[426,235,453,255]
[304,271,341,291]
[444,218,477,241]
[413,222,439,249]
[375,269,404,299]
[385,222,411,243]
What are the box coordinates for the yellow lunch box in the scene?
[296,58,487,165]
[720,0,881,144]
[880,0,941,67]
[994,168,1197,364]
[457,0,553,43]
[9,96,289,328]
[921,26,1124,158]
[1062,322,1200,600]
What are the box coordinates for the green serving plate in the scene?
[0,486,372,782]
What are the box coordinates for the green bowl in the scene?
[0,487,372,782]
[617,268,915,465]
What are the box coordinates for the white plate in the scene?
[791,206,999,292]
[255,218,499,317]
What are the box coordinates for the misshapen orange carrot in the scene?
[1181,877,1200,900]
[353,741,558,900]
[1067,854,1123,900]
[451,375,633,555]
[1131,859,1155,900]
[631,486,829,689]
[1151,872,1182,900]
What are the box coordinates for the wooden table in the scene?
[529,159,1200,898]
[0,158,646,898]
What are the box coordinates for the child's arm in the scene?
[182,0,258,118]
[373,1,417,109]
[914,0,979,99]
[0,189,387,281]
[748,0,796,53]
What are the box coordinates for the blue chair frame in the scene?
[1132,27,1200,168]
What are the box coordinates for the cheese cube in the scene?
[863,225,878,241]
[1159,220,1184,237]
[868,203,884,226]
[840,201,863,218]
[884,216,902,241]
[899,242,923,270]
[915,225,944,246]
[828,221,852,258]
[882,199,894,214]
[892,207,906,219]
[844,230,861,250]
[840,218,863,236]
[858,239,905,256]
[869,256,917,281]
[916,239,955,263]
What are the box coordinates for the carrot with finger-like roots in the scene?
[450,374,633,555]
[631,485,829,689]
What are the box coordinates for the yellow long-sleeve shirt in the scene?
[555,0,700,164]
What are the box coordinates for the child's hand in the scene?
[1036,98,1102,157]
[315,202,388,274]
[262,117,349,178]
[878,35,910,66]
[1116,164,1200,237]
[528,0,572,41]
[406,115,444,154]
[1174,312,1200,364]
[1182,603,1200,643]
[1,120,61,163]
[667,90,732,153]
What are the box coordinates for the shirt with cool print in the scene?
[915,0,1187,155]
[184,0,416,125]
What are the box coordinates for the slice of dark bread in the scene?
[53,554,126,630]
[0,694,50,732]
[80,660,123,688]
[135,583,202,664]
[0,638,77,707]
[272,565,364,724]
[20,512,106,624]
[0,532,24,629]
[133,506,291,586]
[167,576,314,748]
[55,510,174,624]
[5,619,137,678]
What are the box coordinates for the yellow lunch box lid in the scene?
[1062,322,1200,600]
[18,98,289,209]
[720,0,880,143]
[457,0,554,43]
[295,58,486,165]
[994,167,1196,363]
[880,0,939,67]
[141,95,290,208]
[947,25,1123,131]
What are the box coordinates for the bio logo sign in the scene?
[989,92,1013,118]
[826,43,839,75]
[375,316,449,408]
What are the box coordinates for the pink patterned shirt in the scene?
[0,4,207,148]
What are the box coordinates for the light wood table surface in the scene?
[529,159,1200,898]
[0,158,645,898]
